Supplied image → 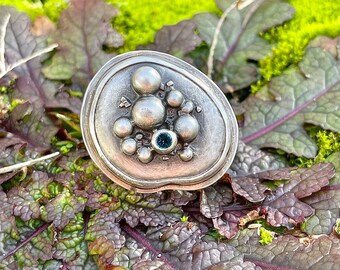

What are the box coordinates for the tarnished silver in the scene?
[81,51,238,193]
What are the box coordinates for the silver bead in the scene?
[181,100,194,114]
[166,89,184,107]
[151,129,178,154]
[113,117,133,138]
[174,114,199,142]
[132,66,161,94]
[179,147,194,161]
[131,96,166,130]
[121,138,137,155]
[137,146,153,163]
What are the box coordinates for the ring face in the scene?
[81,51,238,193]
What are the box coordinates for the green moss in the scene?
[108,0,219,52]
[180,215,189,222]
[252,0,340,93]
[287,127,340,167]
[335,218,340,235]
[0,0,67,21]
[0,0,218,53]
[259,227,274,245]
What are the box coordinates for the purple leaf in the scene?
[192,241,259,270]
[112,193,182,227]
[241,47,340,157]
[229,228,340,269]
[0,7,80,113]
[257,163,333,227]
[4,101,58,150]
[42,0,122,89]
[147,222,202,268]
[132,259,173,270]
[170,190,197,206]
[212,210,248,239]
[229,142,287,177]
[200,183,233,219]
[195,0,295,91]
[0,189,19,256]
[142,20,202,58]
[303,152,340,234]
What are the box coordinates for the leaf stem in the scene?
[120,222,178,270]
[0,152,60,175]
[207,1,236,78]
[0,43,58,79]
[0,13,10,74]
[1,222,51,260]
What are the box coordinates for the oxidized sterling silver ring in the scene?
[80,51,238,193]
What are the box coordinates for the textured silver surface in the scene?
[81,51,238,192]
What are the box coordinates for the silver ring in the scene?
[81,51,238,193]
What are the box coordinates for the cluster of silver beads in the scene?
[113,66,201,163]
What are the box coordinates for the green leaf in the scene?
[195,0,294,91]
[42,0,122,89]
[14,221,53,268]
[241,47,340,157]
[53,213,96,269]
[41,188,86,229]
[6,171,52,221]
[86,210,125,265]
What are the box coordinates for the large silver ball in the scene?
[113,117,133,138]
[121,138,137,155]
[151,129,178,154]
[174,114,199,142]
[131,96,166,130]
[179,147,194,161]
[166,90,184,107]
[132,66,161,95]
[137,147,153,163]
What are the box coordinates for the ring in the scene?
[80,51,238,193]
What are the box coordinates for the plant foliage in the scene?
[1,0,340,269]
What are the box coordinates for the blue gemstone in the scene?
[156,132,172,149]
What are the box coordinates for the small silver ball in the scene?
[181,100,194,114]
[131,96,166,130]
[179,147,194,161]
[166,90,184,107]
[174,114,199,142]
[151,129,178,154]
[137,147,153,163]
[113,117,133,138]
[121,138,137,155]
[132,66,161,95]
